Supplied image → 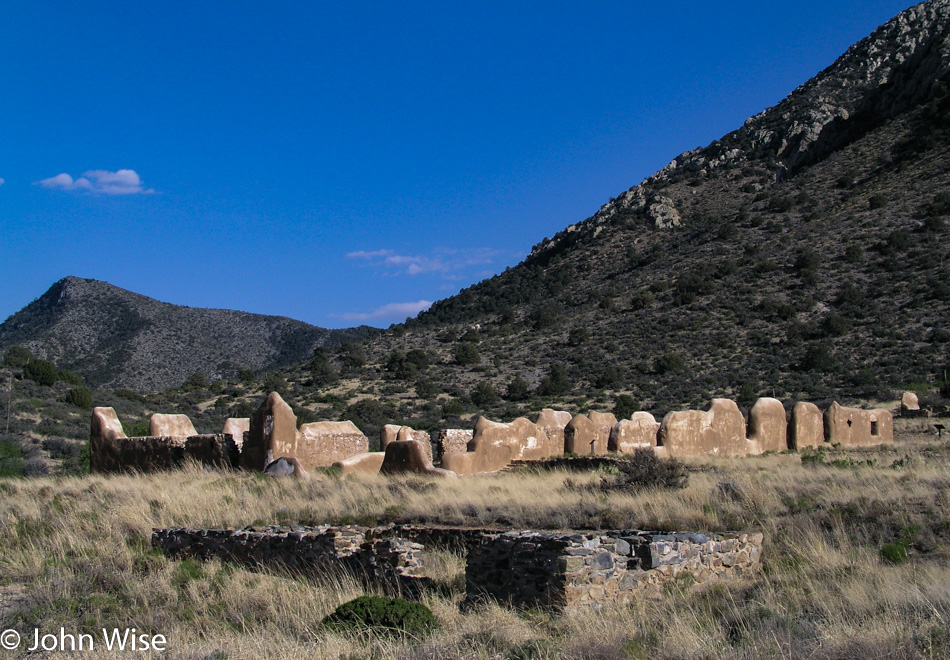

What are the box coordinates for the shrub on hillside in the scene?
[612,394,639,420]
[470,382,498,408]
[505,375,530,402]
[537,364,571,396]
[64,387,92,410]
[23,359,59,387]
[454,342,480,367]
[868,193,889,209]
[3,346,33,368]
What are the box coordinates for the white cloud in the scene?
[345,247,507,278]
[36,169,154,195]
[0,178,5,186]
[346,249,394,259]
[336,300,433,322]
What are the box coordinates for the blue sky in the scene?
[0,1,916,328]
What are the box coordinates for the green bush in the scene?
[310,348,340,386]
[653,353,685,375]
[928,191,950,216]
[600,450,689,492]
[537,364,571,396]
[612,394,639,420]
[505,376,531,402]
[868,193,889,209]
[322,595,440,638]
[58,369,85,386]
[881,541,908,564]
[23,358,59,387]
[64,387,92,410]
[0,439,25,477]
[470,382,498,408]
[3,346,32,368]
[184,372,208,389]
[454,342,481,367]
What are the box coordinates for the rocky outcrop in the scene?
[264,456,311,480]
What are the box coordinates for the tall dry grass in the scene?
[1,435,949,658]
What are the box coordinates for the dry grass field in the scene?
[2,419,950,659]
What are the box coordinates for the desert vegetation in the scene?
[1,420,949,659]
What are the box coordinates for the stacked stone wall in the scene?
[152,525,425,592]
[154,524,763,612]
[466,530,763,611]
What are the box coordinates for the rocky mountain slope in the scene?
[0,277,376,391]
[332,0,950,418]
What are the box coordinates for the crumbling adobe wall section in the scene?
[824,402,894,446]
[465,530,763,611]
[746,398,787,453]
[91,434,234,473]
[442,416,543,474]
[298,420,369,467]
[381,425,433,463]
[438,429,473,460]
[91,405,235,473]
[150,413,198,438]
[536,409,572,456]
[609,412,660,453]
[789,402,823,450]
[658,399,753,458]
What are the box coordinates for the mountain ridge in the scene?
[0,276,377,391]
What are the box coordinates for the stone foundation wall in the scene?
[154,524,763,612]
[466,530,763,611]
[152,525,425,591]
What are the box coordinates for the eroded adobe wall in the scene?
[824,402,894,446]
[658,399,752,457]
[789,402,823,450]
[298,421,369,467]
[609,412,660,453]
[439,429,474,460]
[90,434,234,473]
[442,416,542,474]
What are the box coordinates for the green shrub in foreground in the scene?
[322,595,440,638]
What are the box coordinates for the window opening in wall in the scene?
[871,421,879,436]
